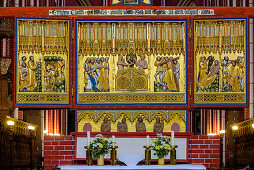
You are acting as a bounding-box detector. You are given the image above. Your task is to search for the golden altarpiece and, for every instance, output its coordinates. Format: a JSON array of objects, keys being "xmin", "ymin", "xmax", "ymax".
[
  {"xmin": 14, "ymin": 16, "xmax": 247, "ymax": 132},
  {"xmin": 15, "ymin": 18, "xmax": 70, "ymax": 105},
  {"xmin": 193, "ymin": 18, "xmax": 247, "ymax": 105},
  {"xmin": 76, "ymin": 20, "xmax": 187, "ymax": 104}
]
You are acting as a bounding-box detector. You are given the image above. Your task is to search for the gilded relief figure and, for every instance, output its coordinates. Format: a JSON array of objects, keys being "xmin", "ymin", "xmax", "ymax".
[
  {"xmin": 19, "ymin": 62, "xmax": 29, "ymax": 91},
  {"xmin": 135, "ymin": 55, "xmax": 148, "ymax": 72},
  {"xmin": 84, "ymin": 56, "xmax": 110, "ymax": 92},
  {"xmin": 98, "ymin": 57, "xmax": 109, "ymax": 91},
  {"xmin": 86, "ymin": 58, "xmax": 100, "ymax": 91},
  {"xmin": 154, "ymin": 56, "xmax": 164, "ymax": 84},
  {"xmin": 153, "ymin": 116, "xmax": 164, "ymax": 132},
  {"xmin": 26, "ymin": 56, "xmax": 37, "ymax": 91},
  {"xmin": 154, "ymin": 56, "xmax": 180, "ymax": 92},
  {"xmin": 105, "ymin": 57, "xmax": 110, "ymax": 83},
  {"xmin": 83, "ymin": 57, "xmax": 90, "ymax": 90},
  {"xmin": 173, "ymin": 60, "xmax": 180, "ymax": 92},
  {"xmin": 136, "ymin": 116, "xmax": 146, "ymax": 132},
  {"xmin": 44, "ymin": 56, "xmax": 65, "ymax": 92},
  {"xmin": 198, "ymin": 56, "xmax": 208, "ymax": 83},
  {"xmin": 101, "ymin": 116, "xmax": 111, "ymax": 132},
  {"xmin": 117, "ymin": 55, "xmax": 129, "ymax": 73},
  {"xmin": 117, "ymin": 116, "xmax": 128, "ymax": 132},
  {"xmin": 221, "ymin": 56, "xmax": 231, "ymax": 91},
  {"xmin": 57, "ymin": 57, "xmax": 65, "ymax": 83},
  {"xmin": 164, "ymin": 57, "xmax": 180, "ymax": 92},
  {"xmin": 236, "ymin": 56, "xmax": 244, "ymax": 91},
  {"xmin": 198, "ymin": 60, "xmax": 220, "ymax": 90},
  {"xmin": 229, "ymin": 61, "xmax": 241, "ymax": 92}
]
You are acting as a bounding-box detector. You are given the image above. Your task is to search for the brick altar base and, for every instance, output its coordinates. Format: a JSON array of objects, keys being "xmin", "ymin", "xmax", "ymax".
[{"xmin": 43, "ymin": 135, "xmax": 220, "ymax": 169}]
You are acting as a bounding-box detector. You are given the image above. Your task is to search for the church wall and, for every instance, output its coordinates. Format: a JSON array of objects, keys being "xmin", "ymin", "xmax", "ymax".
[
  {"xmin": 44, "ymin": 135, "xmax": 74, "ymax": 168},
  {"xmin": 189, "ymin": 135, "xmax": 220, "ymax": 168}
]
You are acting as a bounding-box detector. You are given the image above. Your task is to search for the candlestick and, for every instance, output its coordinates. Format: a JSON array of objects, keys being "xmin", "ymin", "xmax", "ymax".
[
  {"xmin": 112, "ymin": 135, "xmax": 115, "ymax": 147},
  {"xmin": 87, "ymin": 131, "xmax": 90, "ymax": 146},
  {"xmin": 171, "ymin": 131, "xmax": 175, "ymax": 147},
  {"xmin": 146, "ymin": 135, "xmax": 150, "ymax": 146}
]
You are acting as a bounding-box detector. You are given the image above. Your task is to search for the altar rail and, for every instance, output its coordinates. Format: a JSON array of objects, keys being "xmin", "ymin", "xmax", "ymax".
[
  {"xmin": 44, "ymin": 134, "xmax": 220, "ymax": 168},
  {"xmin": 230, "ymin": 118, "xmax": 254, "ymax": 168}
]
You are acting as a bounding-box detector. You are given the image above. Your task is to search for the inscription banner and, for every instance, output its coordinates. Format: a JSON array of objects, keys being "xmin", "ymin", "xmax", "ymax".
[{"xmin": 49, "ymin": 9, "xmax": 215, "ymax": 16}]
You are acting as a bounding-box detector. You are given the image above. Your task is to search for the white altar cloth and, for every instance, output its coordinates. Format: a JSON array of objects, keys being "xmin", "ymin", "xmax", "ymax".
[{"xmin": 59, "ymin": 164, "xmax": 206, "ymax": 170}]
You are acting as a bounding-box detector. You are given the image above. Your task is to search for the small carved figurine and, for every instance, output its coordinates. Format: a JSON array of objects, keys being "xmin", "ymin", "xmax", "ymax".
[
  {"xmin": 101, "ymin": 116, "xmax": 111, "ymax": 132},
  {"xmin": 117, "ymin": 116, "xmax": 128, "ymax": 132},
  {"xmin": 153, "ymin": 116, "xmax": 164, "ymax": 132},
  {"xmin": 136, "ymin": 116, "xmax": 146, "ymax": 132}
]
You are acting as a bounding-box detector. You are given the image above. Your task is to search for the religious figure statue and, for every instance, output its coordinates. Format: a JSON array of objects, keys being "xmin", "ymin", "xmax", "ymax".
[
  {"xmin": 221, "ymin": 56, "xmax": 231, "ymax": 91},
  {"xmin": 101, "ymin": 116, "xmax": 111, "ymax": 132},
  {"xmin": 198, "ymin": 56, "xmax": 208, "ymax": 83},
  {"xmin": 136, "ymin": 116, "xmax": 146, "ymax": 132},
  {"xmin": 87, "ymin": 58, "xmax": 99, "ymax": 91},
  {"xmin": 105, "ymin": 57, "xmax": 110, "ymax": 83},
  {"xmin": 173, "ymin": 60, "xmax": 180, "ymax": 92},
  {"xmin": 207, "ymin": 56, "xmax": 215, "ymax": 74},
  {"xmin": 56, "ymin": 57, "xmax": 65, "ymax": 83},
  {"xmin": 126, "ymin": 49, "xmax": 137, "ymax": 67},
  {"xmin": 154, "ymin": 56, "xmax": 164, "ymax": 84},
  {"xmin": 153, "ymin": 116, "xmax": 164, "ymax": 132},
  {"xmin": 236, "ymin": 56, "xmax": 244, "ymax": 90},
  {"xmin": 98, "ymin": 57, "xmax": 109, "ymax": 91},
  {"xmin": 117, "ymin": 116, "xmax": 128, "ymax": 132},
  {"xmin": 117, "ymin": 55, "xmax": 129, "ymax": 73},
  {"xmin": 83, "ymin": 57, "xmax": 91, "ymax": 90},
  {"xmin": 229, "ymin": 60, "xmax": 240, "ymax": 92},
  {"xmin": 198, "ymin": 60, "xmax": 220, "ymax": 88},
  {"xmin": 26, "ymin": 56, "xmax": 37, "ymax": 91},
  {"xmin": 164, "ymin": 56, "xmax": 180, "ymax": 92},
  {"xmin": 19, "ymin": 61, "xmax": 29, "ymax": 91},
  {"xmin": 135, "ymin": 55, "xmax": 148, "ymax": 72}
]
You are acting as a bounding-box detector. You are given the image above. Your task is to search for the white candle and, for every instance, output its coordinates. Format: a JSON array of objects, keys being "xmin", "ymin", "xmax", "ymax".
[
  {"xmin": 87, "ymin": 131, "xmax": 90, "ymax": 146},
  {"xmin": 171, "ymin": 131, "xmax": 175, "ymax": 147},
  {"xmin": 146, "ymin": 135, "xmax": 150, "ymax": 146},
  {"xmin": 112, "ymin": 135, "xmax": 115, "ymax": 147}
]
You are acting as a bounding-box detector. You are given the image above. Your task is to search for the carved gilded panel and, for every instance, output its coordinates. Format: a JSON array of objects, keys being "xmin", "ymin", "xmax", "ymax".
[
  {"xmin": 77, "ymin": 110, "xmax": 186, "ymax": 132},
  {"xmin": 15, "ymin": 19, "xmax": 70, "ymax": 105},
  {"xmin": 76, "ymin": 20, "xmax": 187, "ymax": 104},
  {"xmin": 193, "ymin": 19, "xmax": 247, "ymax": 104}
]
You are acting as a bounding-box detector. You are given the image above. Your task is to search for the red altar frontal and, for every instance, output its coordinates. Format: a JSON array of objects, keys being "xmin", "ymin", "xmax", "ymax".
[{"xmin": 1, "ymin": 0, "xmax": 253, "ymax": 168}]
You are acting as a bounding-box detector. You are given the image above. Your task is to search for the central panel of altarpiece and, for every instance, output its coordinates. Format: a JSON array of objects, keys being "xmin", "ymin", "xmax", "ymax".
[{"xmin": 76, "ymin": 20, "xmax": 187, "ymax": 104}]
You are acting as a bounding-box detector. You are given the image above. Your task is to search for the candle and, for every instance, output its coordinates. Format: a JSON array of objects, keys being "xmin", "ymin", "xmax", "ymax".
[
  {"xmin": 146, "ymin": 135, "xmax": 150, "ymax": 146},
  {"xmin": 171, "ymin": 131, "xmax": 175, "ymax": 147},
  {"xmin": 112, "ymin": 135, "xmax": 115, "ymax": 147},
  {"xmin": 87, "ymin": 131, "xmax": 90, "ymax": 146}
]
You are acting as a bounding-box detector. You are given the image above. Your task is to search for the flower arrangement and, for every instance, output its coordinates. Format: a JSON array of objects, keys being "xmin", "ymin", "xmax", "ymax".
[
  {"xmin": 89, "ymin": 134, "xmax": 113, "ymax": 159},
  {"xmin": 151, "ymin": 134, "xmax": 172, "ymax": 158}
]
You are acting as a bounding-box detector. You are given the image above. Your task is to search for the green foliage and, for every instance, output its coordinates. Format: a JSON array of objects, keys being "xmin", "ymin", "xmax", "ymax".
[
  {"xmin": 89, "ymin": 134, "xmax": 113, "ymax": 159},
  {"xmin": 151, "ymin": 134, "xmax": 172, "ymax": 158}
]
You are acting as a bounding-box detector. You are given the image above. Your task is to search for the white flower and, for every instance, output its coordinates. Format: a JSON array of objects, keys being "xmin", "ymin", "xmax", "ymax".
[{"xmin": 95, "ymin": 134, "xmax": 103, "ymax": 139}]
